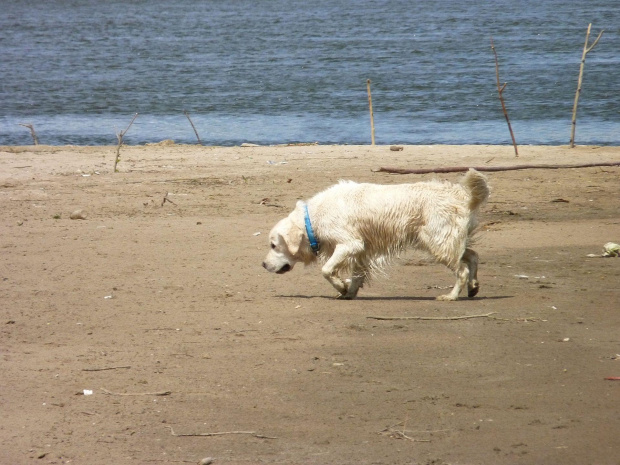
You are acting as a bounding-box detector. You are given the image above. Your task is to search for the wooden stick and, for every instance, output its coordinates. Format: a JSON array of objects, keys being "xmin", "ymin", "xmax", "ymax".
[
  {"xmin": 161, "ymin": 192, "xmax": 177, "ymax": 206},
  {"xmin": 570, "ymin": 24, "xmax": 604, "ymax": 148},
  {"xmin": 82, "ymin": 366, "xmax": 131, "ymax": 372},
  {"xmin": 100, "ymin": 388, "xmax": 171, "ymax": 396},
  {"xmin": 491, "ymin": 37, "xmax": 518, "ymax": 157},
  {"xmin": 367, "ymin": 79, "xmax": 375, "ymax": 146},
  {"xmin": 114, "ymin": 113, "xmax": 139, "ymax": 173},
  {"xmin": 372, "ymin": 160, "xmax": 620, "ymax": 175},
  {"xmin": 367, "ymin": 312, "xmax": 497, "ymax": 321},
  {"xmin": 18, "ymin": 123, "xmax": 39, "ymax": 145},
  {"xmin": 184, "ymin": 110, "xmax": 203, "ymax": 145},
  {"xmin": 166, "ymin": 426, "xmax": 277, "ymax": 439}
]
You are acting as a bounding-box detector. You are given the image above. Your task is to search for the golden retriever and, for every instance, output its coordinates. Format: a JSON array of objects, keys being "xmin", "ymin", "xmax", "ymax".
[{"xmin": 262, "ymin": 169, "xmax": 489, "ymax": 300}]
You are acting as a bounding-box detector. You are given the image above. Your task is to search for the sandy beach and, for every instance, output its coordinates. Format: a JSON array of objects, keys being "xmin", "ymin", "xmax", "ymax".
[{"xmin": 1, "ymin": 143, "xmax": 619, "ymax": 464}]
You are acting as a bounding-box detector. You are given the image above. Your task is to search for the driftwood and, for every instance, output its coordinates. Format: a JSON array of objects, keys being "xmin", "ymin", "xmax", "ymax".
[
  {"xmin": 114, "ymin": 113, "xmax": 138, "ymax": 173},
  {"xmin": 372, "ymin": 161, "xmax": 620, "ymax": 175},
  {"xmin": 570, "ymin": 24, "xmax": 604, "ymax": 148},
  {"xmin": 82, "ymin": 365, "xmax": 131, "ymax": 372},
  {"xmin": 166, "ymin": 426, "xmax": 277, "ymax": 439},
  {"xmin": 366, "ymin": 79, "xmax": 376, "ymax": 146},
  {"xmin": 18, "ymin": 123, "xmax": 39, "ymax": 145},
  {"xmin": 367, "ymin": 312, "xmax": 496, "ymax": 321},
  {"xmin": 184, "ymin": 110, "xmax": 203, "ymax": 145},
  {"xmin": 100, "ymin": 388, "xmax": 171, "ymax": 396},
  {"xmin": 491, "ymin": 37, "xmax": 518, "ymax": 157}
]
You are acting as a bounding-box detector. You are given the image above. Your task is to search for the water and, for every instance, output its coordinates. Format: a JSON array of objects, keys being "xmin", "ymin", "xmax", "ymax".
[{"xmin": 1, "ymin": 0, "xmax": 619, "ymax": 146}]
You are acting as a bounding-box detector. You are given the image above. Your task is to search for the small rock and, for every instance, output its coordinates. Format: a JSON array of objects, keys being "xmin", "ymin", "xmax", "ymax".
[
  {"xmin": 390, "ymin": 145, "xmax": 404, "ymax": 151},
  {"xmin": 70, "ymin": 209, "xmax": 87, "ymax": 220},
  {"xmin": 199, "ymin": 458, "xmax": 214, "ymax": 465}
]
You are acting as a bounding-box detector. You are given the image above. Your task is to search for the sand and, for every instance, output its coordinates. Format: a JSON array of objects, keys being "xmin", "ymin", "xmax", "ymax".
[{"xmin": 1, "ymin": 143, "xmax": 619, "ymax": 464}]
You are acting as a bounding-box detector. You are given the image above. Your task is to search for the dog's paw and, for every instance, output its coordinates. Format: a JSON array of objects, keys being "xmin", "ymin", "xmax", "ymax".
[
  {"xmin": 467, "ymin": 282, "xmax": 479, "ymax": 298},
  {"xmin": 337, "ymin": 288, "xmax": 360, "ymax": 300},
  {"xmin": 467, "ymin": 279, "xmax": 480, "ymax": 298},
  {"xmin": 337, "ymin": 290, "xmax": 357, "ymax": 300},
  {"xmin": 436, "ymin": 294, "xmax": 458, "ymax": 301}
]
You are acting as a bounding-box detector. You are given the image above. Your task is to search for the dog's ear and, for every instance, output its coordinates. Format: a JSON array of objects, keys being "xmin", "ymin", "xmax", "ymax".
[{"xmin": 282, "ymin": 222, "xmax": 304, "ymax": 256}]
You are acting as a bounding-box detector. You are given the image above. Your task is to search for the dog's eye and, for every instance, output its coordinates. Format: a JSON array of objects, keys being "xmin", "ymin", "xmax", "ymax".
[{"xmin": 271, "ymin": 243, "xmax": 276, "ymax": 249}]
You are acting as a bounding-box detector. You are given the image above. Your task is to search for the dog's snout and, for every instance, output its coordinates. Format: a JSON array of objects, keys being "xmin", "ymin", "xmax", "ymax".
[{"xmin": 276, "ymin": 264, "xmax": 291, "ymax": 274}]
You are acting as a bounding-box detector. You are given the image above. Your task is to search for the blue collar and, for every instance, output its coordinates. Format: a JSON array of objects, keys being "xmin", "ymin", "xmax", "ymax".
[{"xmin": 303, "ymin": 203, "xmax": 320, "ymax": 255}]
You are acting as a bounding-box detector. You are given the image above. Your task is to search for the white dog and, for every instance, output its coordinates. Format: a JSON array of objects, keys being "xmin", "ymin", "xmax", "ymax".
[{"xmin": 262, "ymin": 169, "xmax": 489, "ymax": 300}]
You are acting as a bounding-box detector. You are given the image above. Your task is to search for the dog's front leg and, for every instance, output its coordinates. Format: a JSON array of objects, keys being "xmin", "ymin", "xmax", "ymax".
[
  {"xmin": 321, "ymin": 243, "xmax": 362, "ymax": 298},
  {"xmin": 342, "ymin": 272, "xmax": 365, "ymax": 300}
]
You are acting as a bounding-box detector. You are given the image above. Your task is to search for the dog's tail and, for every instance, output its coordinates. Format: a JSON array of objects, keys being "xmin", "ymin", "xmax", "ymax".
[{"xmin": 462, "ymin": 168, "xmax": 489, "ymax": 211}]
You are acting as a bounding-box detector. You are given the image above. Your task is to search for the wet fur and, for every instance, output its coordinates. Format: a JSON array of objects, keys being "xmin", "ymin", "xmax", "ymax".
[{"xmin": 262, "ymin": 169, "xmax": 489, "ymax": 300}]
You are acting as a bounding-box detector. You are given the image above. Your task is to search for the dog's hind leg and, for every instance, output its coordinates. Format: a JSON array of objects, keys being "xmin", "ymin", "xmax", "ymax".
[
  {"xmin": 322, "ymin": 242, "xmax": 363, "ymax": 299},
  {"xmin": 437, "ymin": 260, "xmax": 469, "ymax": 301},
  {"xmin": 462, "ymin": 248, "xmax": 480, "ymax": 297}
]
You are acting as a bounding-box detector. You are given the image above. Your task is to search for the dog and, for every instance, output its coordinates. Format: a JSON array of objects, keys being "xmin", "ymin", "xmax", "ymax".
[{"xmin": 262, "ymin": 168, "xmax": 489, "ymax": 300}]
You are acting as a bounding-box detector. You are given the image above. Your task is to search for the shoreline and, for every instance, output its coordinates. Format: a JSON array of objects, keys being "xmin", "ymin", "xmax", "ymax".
[
  {"xmin": 2, "ymin": 143, "xmax": 619, "ymax": 168},
  {"xmin": 2, "ymin": 144, "xmax": 619, "ymax": 184}
]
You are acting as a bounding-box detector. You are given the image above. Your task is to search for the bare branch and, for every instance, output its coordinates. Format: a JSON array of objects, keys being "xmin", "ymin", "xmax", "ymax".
[
  {"xmin": 81, "ymin": 366, "xmax": 131, "ymax": 372},
  {"xmin": 367, "ymin": 79, "xmax": 375, "ymax": 146},
  {"xmin": 491, "ymin": 37, "xmax": 518, "ymax": 157},
  {"xmin": 100, "ymin": 388, "xmax": 171, "ymax": 396},
  {"xmin": 166, "ymin": 426, "xmax": 277, "ymax": 439},
  {"xmin": 18, "ymin": 123, "xmax": 39, "ymax": 145},
  {"xmin": 372, "ymin": 160, "xmax": 620, "ymax": 175},
  {"xmin": 367, "ymin": 312, "xmax": 497, "ymax": 321},
  {"xmin": 184, "ymin": 110, "xmax": 203, "ymax": 145},
  {"xmin": 571, "ymin": 24, "xmax": 604, "ymax": 148},
  {"xmin": 114, "ymin": 113, "xmax": 139, "ymax": 172},
  {"xmin": 586, "ymin": 29, "xmax": 604, "ymax": 53}
]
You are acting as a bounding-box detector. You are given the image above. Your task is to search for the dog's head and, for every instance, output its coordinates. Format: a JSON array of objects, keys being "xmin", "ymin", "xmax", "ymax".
[{"xmin": 262, "ymin": 206, "xmax": 315, "ymax": 274}]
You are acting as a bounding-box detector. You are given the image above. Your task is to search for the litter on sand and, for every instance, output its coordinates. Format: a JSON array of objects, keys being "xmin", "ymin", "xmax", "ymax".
[{"xmin": 587, "ymin": 242, "xmax": 620, "ymax": 258}]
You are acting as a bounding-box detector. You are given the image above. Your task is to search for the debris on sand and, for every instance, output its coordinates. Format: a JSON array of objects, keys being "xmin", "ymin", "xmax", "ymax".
[{"xmin": 587, "ymin": 242, "xmax": 620, "ymax": 257}]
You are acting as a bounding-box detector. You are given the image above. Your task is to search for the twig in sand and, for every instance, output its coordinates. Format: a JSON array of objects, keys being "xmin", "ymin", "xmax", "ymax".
[
  {"xmin": 161, "ymin": 192, "xmax": 177, "ymax": 206},
  {"xmin": 82, "ymin": 366, "xmax": 131, "ymax": 372},
  {"xmin": 166, "ymin": 426, "xmax": 277, "ymax": 439},
  {"xmin": 114, "ymin": 113, "xmax": 138, "ymax": 173},
  {"xmin": 366, "ymin": 79, "xmax": 375, "ymax": 146},
  {"xmin": 570, "ymin": 24, "xmax": 604, "ymax": 148},
  {"xmin": 367, "ymin": 312, "xmax": 497, "ymax": 321},
  {"xmin": 490, "ymin": 37, "xmax": 518, "ymax": 157},
  {"xmin": 184, "ymin": 110, "xmax": 203, "ymax": 145},
  {"xmin": 18, "ymin": 123, "xmax": 39, "ymax": 145},
  {"xmin": 378, "ymin": 421, "xmax": 433, "ymax": 443},
  {"xmin": 100, "ymin": 388, "xmax": 171, "ymax": 396}
]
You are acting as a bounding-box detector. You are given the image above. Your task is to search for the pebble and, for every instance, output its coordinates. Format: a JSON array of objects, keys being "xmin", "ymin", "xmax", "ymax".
[{"xmin": 70, "ymin": 209, "xmax": 87, "ymax": 220}]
